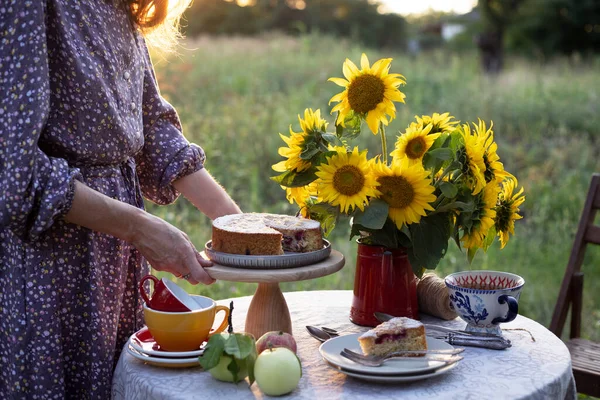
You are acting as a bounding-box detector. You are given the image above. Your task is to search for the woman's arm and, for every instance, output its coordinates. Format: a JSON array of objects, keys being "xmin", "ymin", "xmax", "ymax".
[
  {"xmin": 173, "ymin": 169, "xmax": 241, "ymax": 219},
  {"xmin": 64, "ymin": 181, "xmax": 215, "ymax": 285}
]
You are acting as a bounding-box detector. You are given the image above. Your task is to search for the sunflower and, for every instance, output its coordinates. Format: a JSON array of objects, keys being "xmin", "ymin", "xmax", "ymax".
[
  {"xmin": 328, "ymin": 53, "xmax": 406, "ymax": 135},
  {"xmin": 494, "ymin": 178, "xmax": 525, "ymax": 248},
  {"xmin": 315, "ymin": 146, "xmax": 380, "ymax": 214},
  {"xmin": 272, "ymin": 108, "xmax": 328, "ymax": 173},
  {"xmin": 456, "ymin": 123, "xmax": 487, "ymax": 195},
  {"xmin": 371, "ymin": 158, "xmax": 437, "ymax": 229},
  {"xmin": 284, "ymin": 182, "xmax": 319, "ymax": 218},
  {"xmin": 390, "ymin": 122, "xmax": 441, "ymax": 166},
  {"xmin": 415, "ymin": 112, "xmax": 458, "ymax": 134},
  {"xmin": 461, "ymin": 182, "xmax": 500, "ymax": 249},
  {"xmin": 473, "ymin": 119, "xmax": 510, "ymax": 184}
]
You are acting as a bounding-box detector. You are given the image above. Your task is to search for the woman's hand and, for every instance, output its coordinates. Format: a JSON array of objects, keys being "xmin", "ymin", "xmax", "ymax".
[
  {"xmin": 131, "ymin": 212, "xmax": 215, "ymax": 285},
  {"xmin": 65, "ymin": 181, "xmax": 215, "ymax": 285}
]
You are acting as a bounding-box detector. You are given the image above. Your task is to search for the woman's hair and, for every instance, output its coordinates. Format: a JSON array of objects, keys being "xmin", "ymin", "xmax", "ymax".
[{"xmin": 126, "ymin": 0, "xmax": 192, "ymax": 49}]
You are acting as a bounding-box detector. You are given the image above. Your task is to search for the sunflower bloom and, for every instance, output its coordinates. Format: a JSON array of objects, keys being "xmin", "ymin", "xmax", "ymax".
[
  {"xmin": 495, "ymin": 178, "xmax": 525, "ymax": 248},
  {"xmin": 328, "ymin": 53, "xmax": 406, "ymax": 135},
  {"xmin": 415, "ymin": 112, "xmax": 458, "ymax": 134},
  {"xmin": 316, "ymin": 146, "xmax": 380, "ymax": 214},
  {"xmin": 272, "ymin": 108, "xmax": 328, "ymax": 173},
  {"xmin": 284, "ymin": 182, "xmax": 319, "ymax": 218},
  {"xmin": 371, "ymin": 158, "xmax": 437, "ymax": 229},
  {"xmin": 457, "ymin": 123, "xmax": 487, "ymax": 195},
  {"xmin": 390, "ymin": 123, "xmax": 441, "ymax": 166},
  {"xmin": 462, "ymin": 182, "xmax": 500, "ymax": 249},
  {"xmin": 473, "ymin": 119, "xmax": 510, "ymax": 184}
]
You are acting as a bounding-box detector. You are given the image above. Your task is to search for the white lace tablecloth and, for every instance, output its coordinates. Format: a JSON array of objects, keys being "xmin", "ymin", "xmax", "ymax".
[{"xmin": 112, "ymin": 290, "xmax": 576, "ymax": 400}]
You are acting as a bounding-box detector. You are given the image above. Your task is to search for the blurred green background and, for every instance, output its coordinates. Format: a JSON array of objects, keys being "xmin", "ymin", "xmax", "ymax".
[{"xmin": 147, "ymin": 0, "xmax": 599, "ymax": 345}]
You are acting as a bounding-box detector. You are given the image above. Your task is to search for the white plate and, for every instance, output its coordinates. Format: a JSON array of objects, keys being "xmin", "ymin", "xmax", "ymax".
[
  {"xmin": 325, "ymin": 359, "xmax": 459, "ymax": 383},
  {"xmin": 204, "ymin": 239, "xmax": 331, "ymax": 269},
  {"xmin": 128, "ymin": 327, "xmax": 205, "ymax": 358},
  {"xmin": 319, "ymin": 333, "xmax": 456, "ymax": 376},
  {"xmin": 126, "ymin": 345, "xmax": 201, "ymax": 369}
]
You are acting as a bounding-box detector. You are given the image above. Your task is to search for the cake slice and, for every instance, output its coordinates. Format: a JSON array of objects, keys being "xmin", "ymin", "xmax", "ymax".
[{"xmin": 357, "ymin": 317, "xmax": 427, "ymax": 357}]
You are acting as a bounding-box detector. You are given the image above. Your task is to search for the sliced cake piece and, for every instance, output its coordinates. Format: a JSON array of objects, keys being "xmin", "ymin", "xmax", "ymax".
[{"xmin": 357, "ymin": 317, "xmax": 427, "ymax": 357}]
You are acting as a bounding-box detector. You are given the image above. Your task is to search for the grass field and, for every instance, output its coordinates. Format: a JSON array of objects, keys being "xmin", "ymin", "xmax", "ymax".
[{"xmin": 147, "ymin": 33, "xmax": 599, "ymax": 342}]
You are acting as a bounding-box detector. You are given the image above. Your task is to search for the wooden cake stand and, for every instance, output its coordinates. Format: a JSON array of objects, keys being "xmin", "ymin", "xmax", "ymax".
[{"xmin": 204, "ymin": 250, "xmax": 345, "ymax": 339}]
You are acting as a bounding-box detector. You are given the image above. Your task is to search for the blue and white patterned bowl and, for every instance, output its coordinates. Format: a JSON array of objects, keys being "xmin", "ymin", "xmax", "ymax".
[{"xmin": 445, "ymin": 271, "xmax": 525, "ymax": 336}]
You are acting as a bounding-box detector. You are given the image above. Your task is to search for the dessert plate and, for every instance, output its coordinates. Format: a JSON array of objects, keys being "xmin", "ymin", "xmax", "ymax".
[
  {"xmin": 204, "ymin": 239, "xmax": 331, "ymax": 269},
  {"xmin": 319, "ymin": 333, "xmax": 457, "ymax": 376},
  {"xmin": 126, "ymin": 345, "xmax": 201, "ymax": 369},
  {"xmin": 128, "ymin": 326, "xmax": 205, "ymax": 358},
  {"xmin": 324, "ymin": 359, "xmax": 459, "ymax": 383}
]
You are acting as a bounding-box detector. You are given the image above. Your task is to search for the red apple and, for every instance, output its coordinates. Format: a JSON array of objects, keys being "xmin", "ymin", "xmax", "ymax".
[{"xmin": 256, "ymin": 331, "xmax": 297, "ymax": 355}]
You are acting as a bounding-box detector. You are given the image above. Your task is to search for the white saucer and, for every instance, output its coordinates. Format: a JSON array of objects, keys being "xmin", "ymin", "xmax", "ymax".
[
  {"xmin": 126, "ymin": 345, "xmax": 201, "ymax": 369},
  {"xmin": 319, "ymin": 333, "xmax": 457, "ymax": 376},
  {"xmin": 128, "ymin": 327, "xmax": 205, "ymax": 358}
]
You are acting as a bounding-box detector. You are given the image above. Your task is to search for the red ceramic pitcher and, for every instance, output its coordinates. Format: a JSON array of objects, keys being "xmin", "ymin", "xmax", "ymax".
[{"xmin": 350, "ymin": 242, "xmax": 419, "ymax": 326}]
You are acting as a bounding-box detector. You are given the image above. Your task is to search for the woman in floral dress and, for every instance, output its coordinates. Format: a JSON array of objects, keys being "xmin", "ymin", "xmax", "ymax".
[{"xmin": 0, "ymin": 1, "xmax": 241, "ymax": 398}]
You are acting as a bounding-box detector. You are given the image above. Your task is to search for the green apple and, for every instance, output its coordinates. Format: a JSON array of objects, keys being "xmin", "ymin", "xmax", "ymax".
[
  {"xmin": 208, "ymin": 355, "xmax": 248, "ymax": 383},
  {"xmin": 254, "ymin": 347, "xmax": 302, "ymax": 396}
]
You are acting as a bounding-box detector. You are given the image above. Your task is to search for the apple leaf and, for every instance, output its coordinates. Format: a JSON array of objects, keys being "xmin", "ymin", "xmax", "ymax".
[
  {"xmin": 227, "ymin": 357, "xmax": 241, "ymax": 383},
  {"xmin": 198, "ymin": 334, "xmax": 225, "ymax": 371},
  {"xmin": 245, "ymin": 351, "xmax": 257, "ymax": 385},
  {"xmin": 199, "ymin": 332, "xmax": 257, "ymax": 385},
  {"xmin": 224, "ymin": 333, "xmax": 256, "ymax": 360}
]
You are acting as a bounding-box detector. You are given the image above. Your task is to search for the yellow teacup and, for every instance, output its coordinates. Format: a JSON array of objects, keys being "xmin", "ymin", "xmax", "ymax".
[{"xmin": 143, "ymin": 295, "xmax": 230, "ymax": 352}]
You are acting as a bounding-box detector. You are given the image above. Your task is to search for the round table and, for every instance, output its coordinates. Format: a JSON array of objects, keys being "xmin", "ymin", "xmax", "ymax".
[{"xmin": 112, "ymin": 290, "xmax": 576, "ymax": 400}]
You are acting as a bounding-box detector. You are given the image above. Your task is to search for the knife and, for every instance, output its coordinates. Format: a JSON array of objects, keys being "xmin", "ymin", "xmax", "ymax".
[{"xmin": 373, "ymin": 312, "xmax": 510, "ymax": 341}]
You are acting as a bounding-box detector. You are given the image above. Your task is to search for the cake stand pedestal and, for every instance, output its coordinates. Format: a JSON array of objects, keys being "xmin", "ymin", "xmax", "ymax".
[{"xmin": 204, "ymin": 250, "xmax": 345, "ymax": 339}]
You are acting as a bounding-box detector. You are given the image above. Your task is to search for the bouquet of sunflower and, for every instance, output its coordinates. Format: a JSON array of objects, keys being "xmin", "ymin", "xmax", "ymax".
[{"xmin": 271, "ymin": 54, "xmax": 525, "ymax": 276}]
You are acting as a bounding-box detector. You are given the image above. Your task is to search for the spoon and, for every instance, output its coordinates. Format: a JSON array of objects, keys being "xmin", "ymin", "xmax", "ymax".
[{"xmin": 306, "ymin": 326, "xmax": 332, "ymax": 342}]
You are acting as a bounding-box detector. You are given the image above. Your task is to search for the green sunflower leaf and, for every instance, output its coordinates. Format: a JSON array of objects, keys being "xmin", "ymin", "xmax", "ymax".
[
  {"xmin": 313, "ymin": 150, "xmax": 338, "ymax": 166},
  {"xmin": 335, "ymin": 111, "xmax": 362, "ymax": 140},
  {"xmin": 482, "ymin": 226, "xmax": 497, "ymax": 252},
  {"xmin": 409, "ymin": 213, "xmax": 451, "ymax": 270},
  {"xmin": 467, "ymin": 246, "xmax": 478, "ymax": 263},
  {"xmin": 270, "ymin": 169, "xmax": 317, "ymax": 188},
  {"xmin": 321, "ymin": 132, "xmax": 343, "ymax": 147},
  {"xmin": 300, "ymin": 143, "xmax": 319, "ymax": 160},
  {"xmin": 434, "ymin": 201, "xmax": 475, "ymax": 214},
  {"xmin": 307, "ymin": 203, "xmax": 339, "ymax": 237},
  {"xmin": 406, "ymin": 247, "xmax": 425, "ymax": 277},
  {"xmin": 353, "ymin": 199, "xmax": 389, "ymax": 230},
  {"xmin": 439, "ymin": 182, "xmax": 458, "ymax": 198},
  {"xmin": 427, "ymin": 148, "xmax": 453, "ymax": 161}
]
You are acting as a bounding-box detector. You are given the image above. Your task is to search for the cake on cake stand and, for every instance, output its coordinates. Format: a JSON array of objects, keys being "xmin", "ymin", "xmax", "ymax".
[{"xmin": 203, "ymin": 249, "xmax": 345, "ymax": 339}]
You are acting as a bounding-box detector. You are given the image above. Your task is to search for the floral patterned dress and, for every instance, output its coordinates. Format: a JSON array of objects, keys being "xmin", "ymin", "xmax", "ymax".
[{"xmin": 0, "ymin": 1, "xmax": 205, "ymax": 398}]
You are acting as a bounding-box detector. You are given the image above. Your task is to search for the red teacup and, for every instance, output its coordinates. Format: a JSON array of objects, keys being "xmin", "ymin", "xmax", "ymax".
[{"xmin": 139, "ymin": 275, "xmax": 200, "ymax": 312}]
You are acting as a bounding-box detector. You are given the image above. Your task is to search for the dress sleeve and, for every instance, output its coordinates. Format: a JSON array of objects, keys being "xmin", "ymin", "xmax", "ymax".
[
  {"xmin": 135, "ymin": 42, "xmax": 206, "ymax": 205},
  {"xmin": 0, "ymin": 1, "xmax": 82, "ymax": 241}
]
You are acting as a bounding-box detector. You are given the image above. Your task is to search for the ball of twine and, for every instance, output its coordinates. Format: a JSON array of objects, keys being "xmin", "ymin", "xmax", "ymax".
[{"xmin": 417, "ymin": 273, "xmax": 457, "ymax": 320}]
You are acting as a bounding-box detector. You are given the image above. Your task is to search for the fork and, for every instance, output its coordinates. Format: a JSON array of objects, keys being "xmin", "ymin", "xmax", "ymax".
[
  {"xmin": 343, "ymin": 347, "xmax": 464, "ymax": 358},
  {"xmin": 340, "ymin": 349, "xmax": 464, "ymax": 367}
]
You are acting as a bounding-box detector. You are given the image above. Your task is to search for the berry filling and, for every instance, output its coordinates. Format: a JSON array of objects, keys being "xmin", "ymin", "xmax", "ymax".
[{"xmin": 374, "ymin": 332, "xmax": 407, "ymax": 344}]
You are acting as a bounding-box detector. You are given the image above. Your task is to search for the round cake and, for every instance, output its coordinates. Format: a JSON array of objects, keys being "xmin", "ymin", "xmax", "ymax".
[{"xmin": 212, "ymin": 213, "xmax": 323, "ymax": 255}]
